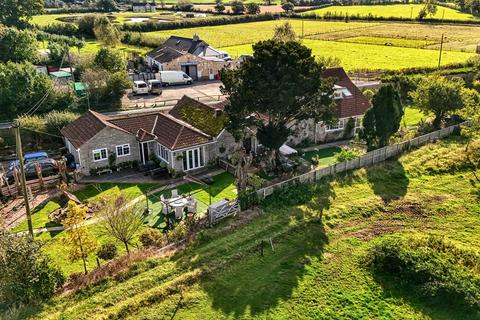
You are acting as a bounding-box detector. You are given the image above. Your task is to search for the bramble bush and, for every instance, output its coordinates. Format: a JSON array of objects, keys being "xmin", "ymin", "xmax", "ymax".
[
  {"xmin": 365, "ymin": 235, "xmax": 480, "ymax": 312},
  {"xmin": 97, "ymin": 243, "xmax": 118, "ymax": 261},
  {"xmin": 335, "ymin": 148, "xmax": 361, "ymax": 162}
]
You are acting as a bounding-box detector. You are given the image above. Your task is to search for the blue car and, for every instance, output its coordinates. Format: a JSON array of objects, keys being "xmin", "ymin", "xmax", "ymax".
[{"xmin": 9, "ymin": 151, "xmax": 48, "ymax": 169}]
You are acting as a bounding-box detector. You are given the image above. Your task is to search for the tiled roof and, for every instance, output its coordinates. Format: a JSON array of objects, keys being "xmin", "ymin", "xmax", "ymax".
[
  {"xmin": 163, "ymin": 36, "xmax": 208, "ymax": 54},
  {"xmin": 60, "ymin": 110, "xmax": 129, "ymax": 149},
  {"xmin": 323, "ymin": 67, "xmax": 371, "ymax": 118},
  {"xmin": 146, "ymin": 46, "xmax": 184, "ymax": 63},
  {"xmin": 61, "ymin": 109, "xmax": 212, "ymax": 151}
]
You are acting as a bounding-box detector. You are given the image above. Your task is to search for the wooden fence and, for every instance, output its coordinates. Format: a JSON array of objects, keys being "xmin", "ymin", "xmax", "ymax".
[
  {"xmin": 1, "ymin": 175, "xmax": 62, "ymax": 198},
  {"xmin": 218, "ymin": 159, "xmax": 236, "ymax": 175},
  {"xmin": 255, "ymin": 123, "xmax": 464, "ymax": 200}
]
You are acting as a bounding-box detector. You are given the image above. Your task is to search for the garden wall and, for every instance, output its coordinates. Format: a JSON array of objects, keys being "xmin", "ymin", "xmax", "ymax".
[{"xmin": 255, "ymin": 122, "xmax": 465, "ymax": 200}]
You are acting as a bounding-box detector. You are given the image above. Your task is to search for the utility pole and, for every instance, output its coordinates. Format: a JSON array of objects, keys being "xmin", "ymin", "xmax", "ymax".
[
  {"xmin": 13, "ymin": 124, "xmax": 34, "ymax": 238},
  {"xmin": 438, "ymin": 33, "xmax": 444, "ymax": 68},
  {"xmin": 410, "ymin": 7, "xmax": 413, "ymax": 19},
  {"xmin": 301, "ymin": 19, "xmax": 304, "ymax": 39},
  {"xmin": 65, "ymin": 45, "xmax": 74, "ymax": 82}
]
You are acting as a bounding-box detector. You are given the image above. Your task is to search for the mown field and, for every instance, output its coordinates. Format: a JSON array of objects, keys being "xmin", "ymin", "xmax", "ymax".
[
  {"xmin": 303, "ymin": 4, "xmax": 479, "ymax": 21},
  {"xmin": 221, "ymin": 39, "xmax": 475, "ymax": 70},
  {"xmin": 140, "ymin": 19, "xmax": 478, "ymax": 70},
  {"xmin": 12, "ymin": 133, "xmax": 480, "ymax": 319}
]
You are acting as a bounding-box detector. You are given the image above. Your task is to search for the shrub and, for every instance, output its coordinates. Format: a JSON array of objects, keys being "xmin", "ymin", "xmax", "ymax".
[
  {"xmin": 139, "ymin": 229, "xmax": 164, "ymax": 247},
  {"xmin": 335, "ymin": 148, "xmax": 361, "ymax": 162},
  {"xmin": 97, "ymin": 243, "xmax": 118, "ymax": 261},
  {"xmin": 166, "ymin": 222, "xmax": 188, "ymax": 243},
  {"xmin": 365, "ymin": 235, "xmax": 480, "ymax": 311},
  {"xmin": 0, "ymin": 230, "xmax": 65, "ymax": 309},
  {"xmin": 44, "ymin": 110, "xmax": 80, "ymax": 135}
]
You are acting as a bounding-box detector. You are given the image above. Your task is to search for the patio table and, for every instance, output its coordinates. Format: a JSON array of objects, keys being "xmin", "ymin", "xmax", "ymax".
[{"xmin": 167, "ymin": 196, "xmax": 188, "ymax": 218}]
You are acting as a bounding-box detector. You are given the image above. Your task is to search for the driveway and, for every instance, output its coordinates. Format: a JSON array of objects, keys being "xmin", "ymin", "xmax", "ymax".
[{"xmin": 122, "ymin": 80, "xmax": 224, "ymax": 109}]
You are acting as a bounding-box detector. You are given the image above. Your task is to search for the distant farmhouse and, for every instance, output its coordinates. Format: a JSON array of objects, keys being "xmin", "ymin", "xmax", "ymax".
[
  {"xmin": 61, "ymin": 68, "xmax": 370, "ymax": 176},
  {"xmin": 132, "ymin": 2, "xmax": 156, "ymax": 12},
  {"xmin": 146, "ymin": 35, "xmax": 232, "ymax": 81}
]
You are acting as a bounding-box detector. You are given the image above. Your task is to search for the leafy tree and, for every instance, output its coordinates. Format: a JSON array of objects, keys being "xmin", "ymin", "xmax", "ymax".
[
  {"xmin": 80, "ymin": 68, "xmax": 130, "ymax": 110},
  {"xmin": 100, "ymin": 194, "xmax": 144, "ymax": 254},
  {"xmin": 63, "ymin": 201, "xmax": 97, "ymax": 274},
  {"xmin": 93, "ymin": 16, "xmax": 121, "ymax": 47},
  {"xmin": 246, "ymin": 2, "xmax": 261, "ymax": 14},
  {"xmin": 47, "ymin": 41, "xmax": 68, "ymax": 65},
  {"xmin": 272, "ymin": 22, "xmax": 296, "ymax": 42},
  {"xmin": 0, "ymin": 62, "xmax": 52, "ymax": 120},
  {"xmin": 0, "ymin": 230, "xmax": 64, "ymax": 308},
  {"xmin": 176, "ymin": 0, "xmax": 194, "ymax": 11},
  {"xmin": 231, "ymin": 0, "xmax": 245, "ymax": 14},
  {"xmin": 96, "ymin": 0, "xmax": 118, "ymax": 11},
  {"xmin": 418, "ymin": 0, "xmax": 437, "ymax": 19},
  {"xmin": 77, "ymin": 14, "xmax": 99, "ymax": 38},
  {"xmin": 221, "ymin": 40, "xmax": 335, "ymax": 169},
  {"xmin": 16, "ymin": 114, "xmax": 46, "ymax": 148},
  {"xmin": 0, "ymin": 0, "xmax": 44, "ymax": 27},
  {"xmin": 44, "ymin": 110, "xmax": 80, "ymax": 135},
  {"xmin": 360, "ymin": 85, "xmax": 403, "ymax": 150},
  {"xmin": 94, "ymin": 47, "xmax": 126, "ymax": 72},
  {"xmin": 0, "ymin": 26, "xmax": 38, "ymax": 63},
  {"xmin": 214, "ymin": 0, "xmax": 226, "ymax": 13},
  {"xmin": 316, "ymin": 55, "xmax": 341, "ymax": 68},
  {"xmin": 410, "ymin": 75, "xmax": 464, "ymax": 128},
  {"xmin": 281, "ymin": 1, "xmax": 295, "ymax": 13}
]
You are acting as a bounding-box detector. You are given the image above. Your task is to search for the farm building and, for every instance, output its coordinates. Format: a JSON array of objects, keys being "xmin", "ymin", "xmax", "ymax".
[
  {"xmin": 132, "ymin": 2, "xmax": 156, "ymax": 12},
  {"xmin": 146, "ymin": 35, "xmax": 232, "ymax": 81}
]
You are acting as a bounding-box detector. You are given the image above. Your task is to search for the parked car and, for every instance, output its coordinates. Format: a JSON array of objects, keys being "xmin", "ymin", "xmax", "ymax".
[
  {"xmin": 3, "ymin": 158, "xmax": 59, "ymax": 185},
  {"xmin": 132, "ymin": 81, "xmax": 149, "ymax": 95},
  {"xmin": 8, "ymin": 151, "xmax": 48, "ymax": 169},
  {"xmin": 158, "ymin": 71, "xmax": 193, "ymax": 86},
  {"xmin": 147, "ymin": 80, "xmax": 163, "ymax": 95}
]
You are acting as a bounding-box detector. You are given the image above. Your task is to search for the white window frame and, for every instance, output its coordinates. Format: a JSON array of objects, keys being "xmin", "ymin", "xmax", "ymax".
[
  {"xmin": 92, "ymin": 148, "xmax": 108, "ymax": 162},
  {"xmin": 182, "ymin": 147, "xmax": 205, "ymax": 171},
  {"xmin": 116, "ymin": 144, "xmax": 130, "ymax": 157},
  {"xmin": 326, "ymin": 119, "xmax": 346, "ymax": 132},
  {"xmin": 158, "ymin": 144, "xmax": 170, "ymax": 163}
]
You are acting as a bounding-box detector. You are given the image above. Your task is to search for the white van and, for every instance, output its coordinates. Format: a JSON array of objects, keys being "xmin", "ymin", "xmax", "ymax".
[
  {"xmin": 159, "ymin": 71, "xmax": 193, "ymax": 86},
  {"xmin": 132, "ymin": 81, "xmax": 149, "ymax": 95}
]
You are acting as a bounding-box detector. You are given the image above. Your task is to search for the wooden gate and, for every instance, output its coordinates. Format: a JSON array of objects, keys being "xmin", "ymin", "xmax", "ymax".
[{"xmin": 208, "ymin": 199, "xmax": 240, "ymax": 225}]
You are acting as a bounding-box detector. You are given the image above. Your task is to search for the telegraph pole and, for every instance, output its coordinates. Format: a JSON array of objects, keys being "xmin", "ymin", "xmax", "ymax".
[
  {"xmin": 438, "ymin": 33, "xmax": 444, "ymax": 68},
  {"xmin": 13, "ymin": 124, "xmax": 34, "ymax": 238}
]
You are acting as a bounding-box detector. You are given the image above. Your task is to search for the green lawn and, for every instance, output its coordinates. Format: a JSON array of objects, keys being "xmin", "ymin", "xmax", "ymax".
[
  {"xmin": 337, "ymin": 35, "xmax": 438, "ymax": 48},
  {"xmin": 302, "ymin": 146, "xmax": 342, "ymax": 167},
  {"xmin": 402, "ymin": 107, "xmax": 430, "ymax": 128},
  {"xmin": 15, "ymin": 135, "xmax": 480, "ymax": 319},
  {"xmin": 73, "ymin": 182, "xmax": 156, "ymax": 203},
  {"xmin": 12, "ymin": 201, "xmax": 61, "ymax": 232},
  {"xmin": 221, "ymin": 39, "xmax": 475, "ymax": 71},
  {"xmin": 303, "ymin": 4, "xmax": 479, "ymax": 21}
]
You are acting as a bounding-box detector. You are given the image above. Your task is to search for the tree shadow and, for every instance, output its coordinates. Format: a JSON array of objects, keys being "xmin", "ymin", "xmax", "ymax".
[
  {"xmin": 372, "ymin": 273, "xmax": 479, "ymax": 320},
  {"xmin": 366, "ymin": 159, "xmax": 409, "ymax": 204},
  {"xmin": 171, "ymin": 179, "xmax": 334, "ymax": 317}
]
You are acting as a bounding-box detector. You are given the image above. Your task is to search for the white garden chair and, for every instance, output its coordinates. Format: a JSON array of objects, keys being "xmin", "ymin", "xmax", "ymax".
[{"xmin": 171, "ymin": 189, "xmax": 178, "ymax": 198}]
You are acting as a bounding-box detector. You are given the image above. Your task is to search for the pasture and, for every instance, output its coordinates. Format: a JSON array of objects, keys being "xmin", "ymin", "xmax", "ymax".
[
  {"xmin": 13, "ymin": 136, "xmax": 480, "ymax": 320},
  {"xmin": 303, "ymin": 4, "xmax": 479, "ymax": 21}
]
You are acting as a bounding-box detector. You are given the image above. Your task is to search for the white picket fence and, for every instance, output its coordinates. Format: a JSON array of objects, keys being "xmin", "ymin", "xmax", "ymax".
[
  {"xmin": 208, "ymin": 199, "xmax": 240, "ymax": 225},
  {"xmin": 255, "ymin": 122, "xmax": 465, "ymax": 200}
]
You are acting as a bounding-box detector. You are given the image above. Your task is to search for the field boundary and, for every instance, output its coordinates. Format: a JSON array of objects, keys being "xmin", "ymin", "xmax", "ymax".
[{"xmin": 256, "ymin": 122, "xmax": 466, "ymax": 200}]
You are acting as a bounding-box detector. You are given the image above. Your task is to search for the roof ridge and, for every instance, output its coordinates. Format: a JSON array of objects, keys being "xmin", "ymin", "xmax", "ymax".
[
  {"xmin": 160, "ymin": 112, "xmax": 211, "ymax": 138},
  {"xmin": 151, "ymin": 115, "xmax": 159, "ymax": 133},
  {"xmin": 172, "ymin": 126, "xmax": 184, "ymax": 150}
]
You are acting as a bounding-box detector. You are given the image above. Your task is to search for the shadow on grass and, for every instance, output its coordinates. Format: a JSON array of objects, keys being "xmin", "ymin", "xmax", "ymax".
[
  {"xmin": 366, "ymin": 159, "xmax": 409, "ymax": 204},
  {"xmin": 175, "ymin": 179, "xmax": 334, "ymax": 318},
  {"xmin": 373, "ymin": 273, "xmax": 478, "ymax": 320}
]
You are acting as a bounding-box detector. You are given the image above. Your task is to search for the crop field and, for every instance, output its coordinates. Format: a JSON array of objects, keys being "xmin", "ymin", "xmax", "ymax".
[
  {"xmin": 145, "ymin": 19, "xmax": 379, "ymax": 48},
  {"xmin": 141, "ymin": 19, "xmax": 479, "ymax": 70},
  {"xmin": 221, "ymin": 39, "xmax": 475, "ymax": 71},
  {"xmin": 14, "ymin": 136, "xmax": 480, "ymax": 320},
  {"xmin": 303, "ymin": 4, "xmax": 479, "ymax": 21}
]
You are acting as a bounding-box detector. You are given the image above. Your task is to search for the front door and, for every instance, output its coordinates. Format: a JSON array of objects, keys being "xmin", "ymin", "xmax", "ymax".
[{"xmin": 142, "ymin": 143, "xmax": 149, "ymax": 164}]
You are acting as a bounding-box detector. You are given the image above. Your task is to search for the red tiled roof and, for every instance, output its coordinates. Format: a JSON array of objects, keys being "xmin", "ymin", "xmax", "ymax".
[
  {"xmin": 61, "ymin": 108, "xmax": 212, "ymax": 150},
  {"xmin": 323, "ymin": 67, "xmax": 371, "ymax": 118}
]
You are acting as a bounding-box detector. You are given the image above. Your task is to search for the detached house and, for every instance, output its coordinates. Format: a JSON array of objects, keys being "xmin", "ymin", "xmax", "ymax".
[
  {"xmin": 132, "ymin": 2, "xmax": 156, "ymax": 12},
  {"xmin": 61, "ymin": 67, "xmax": 369, "ymax": 176},
  {"xmin": 146, "ymin": 35, "xmax": 231, "ymax": 81}
]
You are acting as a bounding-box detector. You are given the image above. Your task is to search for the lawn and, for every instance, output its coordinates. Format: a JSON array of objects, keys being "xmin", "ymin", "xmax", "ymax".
[
  {"xmin": 303, "ymin": 4, "xmax": 479, "ymax": 21},
  {"xmin": 302, "ymin": 146, "xmax": 342, "ymax": 167},
  {"xmin": 221, "ymin": 39, "xmax": 475, "ymax": 71},
  {"xmin": 12, "ymin": 201, "xmax": 61, "ymax": 232},
  {"xmin": 402, "ymin": 107, "xmax": 430, "ymax": 128},
  {"xmin": 337, "ymin": 35, "xmax": 438, "ymax": 48},
  {"xmin": 15, "ymin": 135, "xmax": 480, "ymax": 319}
]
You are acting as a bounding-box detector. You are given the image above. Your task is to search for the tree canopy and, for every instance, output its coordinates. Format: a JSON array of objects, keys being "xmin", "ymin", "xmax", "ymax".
[
  {"xmin": 0, "ymin": 26, "xmax": 38, "ymax": 63},
  {"xmin": 272, "ymin": 22, "xmax": 296, "ymax": 42},
  {"xmin": 410, "ymin": 75, "xmax": 465, "ymax": 128},
  {"xmin": 94, "ymin": 47, "xmax": 126, "ymax": 73},
  {"xmin": 0, "ymin": 0, "xmax": 44, "ymax": 27},
  {"xmin": 361, "ymin": 84, "xmax": 403, "ymax": 150},
  {"xmin": 221, "ymin": 40, "xmax": 334, "ymax": 167},
  {"xmin": 93, "ymin": 16, "xmax": 121, "ymax": 47}
]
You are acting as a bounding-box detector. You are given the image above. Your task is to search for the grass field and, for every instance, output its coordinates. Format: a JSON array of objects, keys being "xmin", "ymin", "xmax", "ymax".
[
  {"xmin": 13, "ymin": 135, "xmax": 480, "ymax": 319},
  {"xmin": 337, "ymin": 35, "xmax": 438, "ymax": 48},
  {"xmin": 303, "ymin": 4, "xmax": 479, "ymax": 21},
  {"xmin": 221, "ymin": 39, "xmax": 475, "ymax": 71}
]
